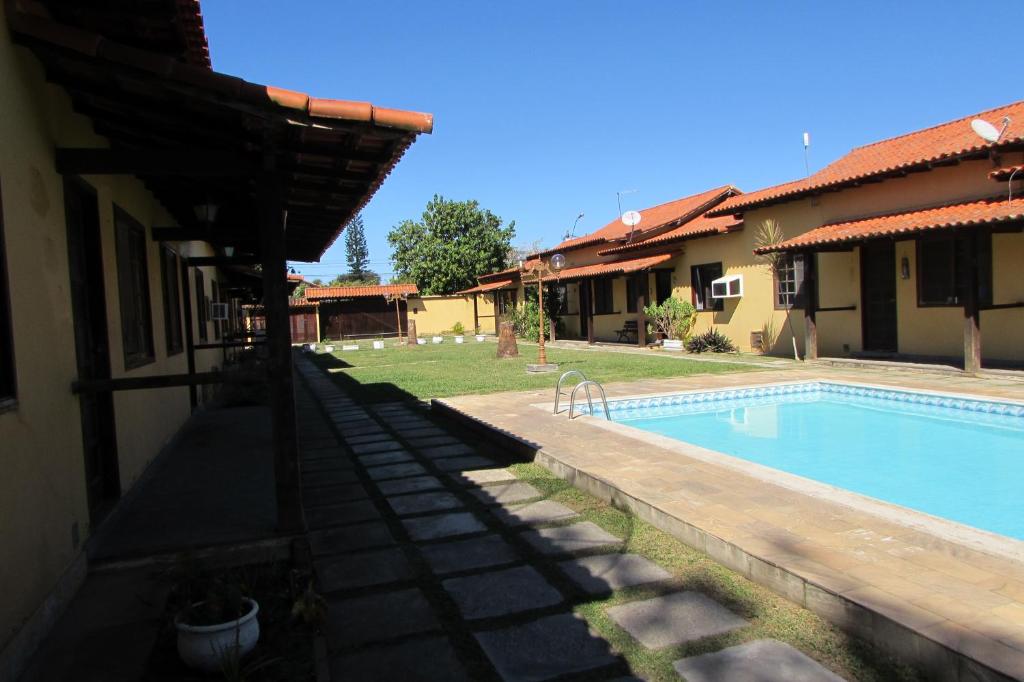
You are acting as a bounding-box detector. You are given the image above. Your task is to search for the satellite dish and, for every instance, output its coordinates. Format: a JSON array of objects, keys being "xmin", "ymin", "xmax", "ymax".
[
  {"xmin": 621, "ymin": 210, "xmax": 642, "ymax": 227},
  {"xmin": 971, "ymin": 118, "xmax": 1002, "ymax": 144}
]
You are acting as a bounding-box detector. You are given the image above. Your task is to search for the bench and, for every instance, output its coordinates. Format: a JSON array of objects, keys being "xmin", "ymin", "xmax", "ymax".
[{"xmin": 615, "ymin": 319, "xmax": 638, "ymax": 343}]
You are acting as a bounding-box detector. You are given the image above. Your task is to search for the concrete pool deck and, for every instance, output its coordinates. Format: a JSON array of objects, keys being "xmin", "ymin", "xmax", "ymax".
[{"xmin": 435, "ymin": 366, "xmax": 1024, "ymax": 681}]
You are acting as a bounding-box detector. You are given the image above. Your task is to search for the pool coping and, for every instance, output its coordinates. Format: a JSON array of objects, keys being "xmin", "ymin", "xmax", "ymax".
[
  {"xmin": 535, "ymin": 378, "xmax": 1024, "ymax": 565},
  {"xmin": 433, "ymin": 369, "xmax": 1024, "ymax": 682}
]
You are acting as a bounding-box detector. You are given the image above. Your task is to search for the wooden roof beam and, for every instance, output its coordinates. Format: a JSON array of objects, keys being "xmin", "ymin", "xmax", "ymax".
[{"xmin": 55, "ymin": 148, "xmax": 258, "ymax": 176}]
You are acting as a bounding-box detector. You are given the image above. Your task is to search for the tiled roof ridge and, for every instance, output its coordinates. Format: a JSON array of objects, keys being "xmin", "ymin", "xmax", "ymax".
[
  {"xmin": 304, "ymin": 284, "xmax": 419, "ymax": 299},
  {"xmin": 630, "ymin": 183, "xmax": 739, "ymax": 218},
  {"xmin": 851, "ymin": 99, "xmax": 1023, "ymax": 152}
]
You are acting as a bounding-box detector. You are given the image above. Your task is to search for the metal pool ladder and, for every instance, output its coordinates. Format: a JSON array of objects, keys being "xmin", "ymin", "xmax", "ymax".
[{"xmin": 553, "ymin": 371, "xmax": 611, "ymax": 421}]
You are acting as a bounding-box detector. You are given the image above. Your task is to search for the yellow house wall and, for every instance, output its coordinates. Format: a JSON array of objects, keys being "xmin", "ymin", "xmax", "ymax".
[
  {"xmin": 0, "ymin": 25, "xmax": 225, "ymax": 668},
  {"xmin": 407, "ymin": 295, "xmax": 477, "ymax": 335}
]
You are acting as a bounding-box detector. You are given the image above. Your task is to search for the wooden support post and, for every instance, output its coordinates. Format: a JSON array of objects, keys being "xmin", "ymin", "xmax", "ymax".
[
  {"xmin": 963, "ymin": 235, "xmax": 982, "ymax": 373},
  {"xmin": 180, "ymin": 257, "xmax": 197, "ymax": 408},
  {"xmin": 802, "ymin": 251, "xmax": 818, "ymax": 361},
  {"xmin": 258, "ymin": 170, "xmax": 303, "ymax": 533},
  {"xmin": 473, "ymin": 294, "xmax": 479, "ymax": 334},
  {"xmin": 635, "ymin": 272, "xmax": 646, "ymax": 348},
  {"xmin": 586, "ymin": 280, "xmax": 595, "ymax": 345}
]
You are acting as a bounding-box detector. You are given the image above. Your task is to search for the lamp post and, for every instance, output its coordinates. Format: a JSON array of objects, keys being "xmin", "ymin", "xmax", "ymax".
[{"xmin": 519, "ymin": 253, "xmax": 565, "ymax": 371}]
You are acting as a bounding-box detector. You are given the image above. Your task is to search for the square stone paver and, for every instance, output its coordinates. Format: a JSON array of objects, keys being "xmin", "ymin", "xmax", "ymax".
[
  {"xmin": 366, "ymin": 462, "xmax": 428, "ymax": 481},
  {"xmin": 358, "ymin": 450, "xmax": 415, "ymax": 466},
  {"xmin": 435, "ymin": 455, "xmax": 499, "ymax": 472},
  {"xmin": 387, "ymin": 491, "xmax": 464, "ymax": 516},
  {"xmin": 397, "ymin": 427, "xmax": 447, "ymax": 438},
  {"xmin": 376, "ymin": 475, "xmax": 445, "ymax": 496},
  {"xmin": 443, "ymin": 565, "xmax": 563, "ymax": 620},
  {"xmin": 606, "ymin": 591, "xmax": 747, "ymax": 648},
  {"xmin": 492, "ymin": 500, "xmax": 578, "ymax": 527},
  {"xmin": 329, "ymin": 635, "xmax": 470, "ymax": 682},
  {"xmin": 303, "ymin": 483, "xmax": 369, "ymax": 508},
  {"xmin": 417, "ymin": 443, "xmax": 477, "ymax": 460},
  {"xmin": 302, "ymin": 456, "xmax": 354, "ymax": 473},
  {"xmin": 309, "ymin": 520, "xmax": 395, "ymax": 556},
  {"xmin": 557, "ymin": 554, "xmax": 673, "ymax": 596},
  {"xmin": 449, "ymin": 468, "xmax": 517, "ymax": 487},
  {"xmin": 469, "ymin": 481, "xmax": 541, "ymax": 506},
  {"xmin": 520, "ymin": 522, "xmax": 622, "ymax": 556},
  {"xmin": 474, "ymin": 613, "xmax": 617, "ymax": 682},
  {"xmin": 403, "ymin": 512, "xmax": 487, "ymax": 541},
  {"xmin": 302, "ymin": 468, "xmax": 359, "ymax": 487},
  {"xmin": 326, "ymin": 587, "xmax": 439, "ymax": 649},
  {"xmin": 673, "ymin": 639, "xmax": 846, "ymax": 682},
  {"xmin": 344, "ymin": 433, "xmax": 395, "ymax": 445},
  {"xmin": 405, "ymin": 435, "xmax": 461, "ymax": 447},
  {"xmin": 350, "ymin": 440, "xmax": 404, "ymax": 455},
  {"xmin": 306, "ymin": 499, "xmax": 381, "ymax": 529},
  {"xmin": 315, "ymin": 547, "xmax": 414, "ymax": 592},
  {"xmin": 419, "ymin": 534, "xmax": 520, "ymax": 575}
]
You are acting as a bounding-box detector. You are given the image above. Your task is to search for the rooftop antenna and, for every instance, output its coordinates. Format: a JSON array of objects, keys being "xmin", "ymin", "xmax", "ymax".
[
  {"xmin": 802, "ymin": 131, "xmax": 811, "ymax": 177},
  {"xmin": 616, "ymin": 189, "xmax": 637, "ymax": 218},
  {"xmin": 565, "ymin": 212, "xmax": 585, "ymax": 240},
  {"xmin": 970, "ymin": 116, "xmax": 1011, "ymax": 144}
]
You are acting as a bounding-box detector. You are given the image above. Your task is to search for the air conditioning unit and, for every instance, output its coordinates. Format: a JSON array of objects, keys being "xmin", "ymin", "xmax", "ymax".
[
  {"xmin": 710, "ymin": 274, "xmax": 743, "ymax": 299},
  {"xmin": 210, "ymin": 302, "xmax": 229, "ymax": 320}
]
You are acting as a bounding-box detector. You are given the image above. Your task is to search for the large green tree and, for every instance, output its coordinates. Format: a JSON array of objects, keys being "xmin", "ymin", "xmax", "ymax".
[
  {"xmin": 388, "ymin": 195, "xmax": 515, "ymax": 295},
  {"xmin": 344, "ymin": 214, "xmax": 370, "ymax": 279}
]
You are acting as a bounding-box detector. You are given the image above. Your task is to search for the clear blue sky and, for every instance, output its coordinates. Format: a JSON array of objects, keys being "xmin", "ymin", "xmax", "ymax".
[{"xmin": 202, "ymin": 1, "xmax": 1022, "ymax": 281}]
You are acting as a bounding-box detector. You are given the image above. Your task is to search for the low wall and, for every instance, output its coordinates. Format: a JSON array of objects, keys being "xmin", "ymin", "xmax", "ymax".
[{"xmin": 407, "ymin": 295, "xmax": 477, "ymax": 335}]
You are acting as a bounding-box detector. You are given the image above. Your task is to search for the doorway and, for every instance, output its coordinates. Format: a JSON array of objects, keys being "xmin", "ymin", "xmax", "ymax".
[
  {"xmin": 579, "ymin": 281, "xmax": 590, "ymax": 338},
  {"xmin": 64, "ymin": 178, "xmax": 120, "ymax": 521},
  {"xmin": 860, "ymin": 241, "xmax": 898, "ymax": 352}
]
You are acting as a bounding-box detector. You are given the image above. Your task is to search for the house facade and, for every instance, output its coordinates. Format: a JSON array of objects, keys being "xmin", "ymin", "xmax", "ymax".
[{"xmin": 0, "ymin": 2, "xmax": 431, "ymax": 677}]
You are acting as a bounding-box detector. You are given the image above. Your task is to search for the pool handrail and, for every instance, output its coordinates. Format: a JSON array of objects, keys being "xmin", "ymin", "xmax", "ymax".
[
  {"xmin": 569, "ymin": 380, "xmax": 612, "ymax": 421},
  {"xmin": 554, "ymin": 370, "xmax": 587, "ymax": 414}
]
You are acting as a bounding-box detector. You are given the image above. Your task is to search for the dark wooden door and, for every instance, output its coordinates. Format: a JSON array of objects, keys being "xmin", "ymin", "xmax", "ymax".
[
  {"xmin": 64, "ymin": 178, "xmax": 120, "ymax": 520},
  {"xmin": 655, "ymin": 270, "xmax": 672, "ymax": 304},
  {"xmin": 861, "ymin": 241, "xmax": 898, "ymax": 352}
]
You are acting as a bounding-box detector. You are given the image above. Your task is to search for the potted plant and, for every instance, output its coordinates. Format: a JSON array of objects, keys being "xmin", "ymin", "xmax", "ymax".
[
  {"xmin": 372, "ymin": 337, "xmax": 385, "ymax": 350},
  {"xmin": 175, "ymin": 582, "xmax": 260, "ymax": 673},
  {"xmin": 432, "ymin": 335, "xmax": 444, "ymax": 344},
  {"xmin": 644, "ymin": 298, "xmax": 695, "ymax": 350},
  {"xmin": 452, "ymin": 322, "xmax": 465, "ymax": 344},
  {"xmin": 416, "ymin": 337, "xmax": 426, "ymax": 345},
  {"xmin": 474, "ymin": 325, "xmax": 486, "ymax": 342}
]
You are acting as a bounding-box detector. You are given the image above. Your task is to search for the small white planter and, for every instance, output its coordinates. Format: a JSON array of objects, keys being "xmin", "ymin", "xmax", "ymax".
[
  {"xmin": 663, "ymin": 339, "xmax": 683, "ymax": 350},
  {"xmin": 372, "ymin": 340, "xmax": 385, "ymax": 350},
  {"xmin": 176, "ymin": 598, "xmax": 260, "ymax": 673},
  {"xmin": 416, "ymin": 338, "xmax": 426, "ymax": 345},
  {"xmin": 432, "ymin": 336, "xmax": 444, "ymax": 344},
  {"xmin": 342, "ymin": 344, "xmax": 359, "ymax": 351},
  {"xmin": 475, "ymin": 335, "xmax": 486, "ymax": 342},
  {"xmin": 322, "ymin": 345, "xmax": 335, "ymax": 353},
  {"xmin": 454, "ymin": 336, "xmax": 464, "ymax": 344}
]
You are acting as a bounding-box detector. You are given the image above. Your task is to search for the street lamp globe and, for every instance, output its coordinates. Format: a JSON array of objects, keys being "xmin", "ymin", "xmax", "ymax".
[{"xmin": 550, "ymin": 253, "xmax": 566, "ymax": 271}]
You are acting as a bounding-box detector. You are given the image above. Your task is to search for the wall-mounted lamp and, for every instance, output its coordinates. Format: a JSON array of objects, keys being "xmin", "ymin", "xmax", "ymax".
[{"xmin": 900, "ymin": 256, "xmax": 910, "ymax": 280}]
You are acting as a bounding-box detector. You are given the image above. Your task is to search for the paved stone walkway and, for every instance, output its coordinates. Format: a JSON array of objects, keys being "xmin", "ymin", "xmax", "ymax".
[{"xmin": 294, "ymin": 356, "xmax": 846, "ymax": 681}]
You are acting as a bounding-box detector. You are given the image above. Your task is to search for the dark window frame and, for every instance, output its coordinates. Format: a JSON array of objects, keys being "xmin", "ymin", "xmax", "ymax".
[
  {"xmin": 114, "ymin": 206, "xmax": 155, "ymax": 370},
  {"xmin": 212, "ymin": 280, "xmax": 221, "ymax": 340},
  {"xmin": 690, "ymin": 262, "xmax": 724, "ymax": 312},
  {"xmin": 0, "ymin": 179, "xmax": 16, "ymax": 407},
  {"xmin": 592, "ymin": 277, "xmax": 615, "ymax": 315},
  {"xmin": 773, "ymin": 253, "xmax": 806, "ymax": 310},
  {"xmin": 159, "ymin": 246, "xmax": 183, "ymax": 355},
  {"xmin": 916, "ymin": 232, "xmax": 993, "ymax": 308},
  {"xmin": 194, "ymin": 269, "xmax": 207, "ymax": 341}
]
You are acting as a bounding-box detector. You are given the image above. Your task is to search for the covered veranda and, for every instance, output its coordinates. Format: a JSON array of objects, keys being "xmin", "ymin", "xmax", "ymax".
[
  {"xmin": 7, "ymin": 3, "xmax": 433, "ymax": 533},
  {"xmin": 755, "ymin": 197, "xmax": 1024, "ymax": 372}
]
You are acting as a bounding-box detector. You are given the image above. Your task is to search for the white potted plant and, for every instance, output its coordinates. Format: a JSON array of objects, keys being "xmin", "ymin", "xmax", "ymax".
[
  {"xmin": 432, "ymin": 335, "xmax": 444, "ymax": 344},
  {"xmin": 342, "ymin": 343, "xmax": 359, "ymax": 351},
  {"xmin": 322, "ymin": 343, "xmax": 335, "ymax": 353},
  {"xmin": 474, "ymin": 326, "xmax": 486, "ymax": 342},
  {"xmin": 372, "ymin": 338, "xmax": 385, "ymax": 350},
  {"xmin": 416, "ymin": 337, "xmax": 426, "ymax": 345},
  {"xmin": 452, "ymin": 323, "xmax": 465, "ymax": 344},
  {"xmin": 644, "ymin": 298, "xmax": 695, "ymax": 351},
  {"xmin": 175, "ymin": 587, "xmax": 260, "ymax": 673}
]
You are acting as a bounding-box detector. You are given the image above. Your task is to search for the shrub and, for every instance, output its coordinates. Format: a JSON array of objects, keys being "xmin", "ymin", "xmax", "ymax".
[
  {"xmin": 685, "ymin": 328, "xmax": 737, "ymax": 353},
  {"xmin": 452, "ymin": 321, "xmax": 465, "ymax": 335},
  {"xmin": 510, "ymin": 299, "xmax": 549, "ymax": 340},
  {"xmin": 644, "ymin": 297, "xmax": 696, "ymax": 340}
]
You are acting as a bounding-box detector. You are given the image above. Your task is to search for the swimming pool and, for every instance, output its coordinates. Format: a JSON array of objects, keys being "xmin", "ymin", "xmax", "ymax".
[{"xmin": 606, "ymin": 382, "xmax": 1024, "ymax": 540}]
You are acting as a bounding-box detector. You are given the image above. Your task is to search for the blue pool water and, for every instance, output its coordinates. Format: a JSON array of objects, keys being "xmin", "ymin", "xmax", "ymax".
[{"xmin": 611, "ymin": 382, "xmax": 1024, "ymax": 540}]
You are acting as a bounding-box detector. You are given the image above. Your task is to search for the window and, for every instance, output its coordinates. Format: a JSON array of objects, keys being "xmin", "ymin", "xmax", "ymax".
[
  {"xmin": 160, "ymin": 247, "xmax": 183, "ymax": 355},
  {"xmin": 497, "ymin": 290, "xmax": 516, "ymax": 315},
  {"xmin": 774, "ymin": 254, "xmax": 805, "ymax": 309},
  {"xmin": 690, "ymin": 262, "xmax": 723, "ymax": 311},
  {"xmin": 212, "ymin": 280, "xmax": 221, "ymax": 340},
  {"xmin": 0, "ymin": 182, "xmax": 15, "ymax": 404},
  {"xmin": 655, "ymin": 270, "xmax": 673, "ymax": 304},
  {"xmin": 917, "ymin": 234, "xmax": 992, "ymax": 307},
  {"xmin": 194, "ymin": 269, "xmax": 207, "ymax": 341},
  {"xmin": 593, "ymin": 277, "xmax": 614, "ymax": 314},
  {"xmin": 114, "ymin": 208, "xmax": 154, "ymax": 369}
]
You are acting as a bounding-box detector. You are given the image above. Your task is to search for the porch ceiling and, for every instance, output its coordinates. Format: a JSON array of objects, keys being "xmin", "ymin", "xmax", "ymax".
[
  {"xmin": 755, "ymin": 197, "xmax": 1024, "ymax": 254},
  {"xmin": 7, "ymin": 2, "xmax": 432, "ymax": 262}
]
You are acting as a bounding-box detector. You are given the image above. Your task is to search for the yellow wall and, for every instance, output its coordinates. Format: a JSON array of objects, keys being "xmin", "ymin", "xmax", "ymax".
[
  {"xmin": 407, "ymin": 295, "xmax": 479, "ymax": 335},
  {"xmin": 0, "ymin": 21, "xmax": 227, "ymax": 670}
]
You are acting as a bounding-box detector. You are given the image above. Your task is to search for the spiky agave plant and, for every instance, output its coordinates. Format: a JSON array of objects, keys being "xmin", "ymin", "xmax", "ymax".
[{"xmin": 753, "ymin": 219, "xmax": 800, "ymax": 360}]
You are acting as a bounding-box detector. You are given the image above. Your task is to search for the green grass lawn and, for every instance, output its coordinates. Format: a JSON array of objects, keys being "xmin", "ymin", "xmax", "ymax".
[{"xmin": 306, "ymin": 340, "xmax": 757, "ymax": 403}]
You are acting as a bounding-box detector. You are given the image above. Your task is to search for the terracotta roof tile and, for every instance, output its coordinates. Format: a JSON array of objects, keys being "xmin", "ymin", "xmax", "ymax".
[
  {"xmin": 598, "ymin": 214, "xmax": 742, "ymax": 255},
  {"xmin": 456, "ymin": 279, "xmax": 516, "ymax": 294},
  {"xmin": 990, "ymin": 165, "xmax": 1024, "ymax": 181},
  {"xmin": 755, "ymin": 197, "xmax": 1023, "ymax": 253},
  {"xmin": 547, "ymin": 185, "xmax": 739, "ymax": 253},
  {"xmin": 304, "ymin": 284, "xmax": 419, "ymax": 300},
  {"xmin": 541, "ymin": 253, "xmax": 675, "ymax": 282},
  {"xmin": 713, "ymin": 100, "xmax": 1024, "ymax": 216}
]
